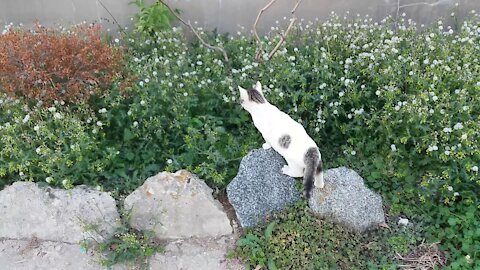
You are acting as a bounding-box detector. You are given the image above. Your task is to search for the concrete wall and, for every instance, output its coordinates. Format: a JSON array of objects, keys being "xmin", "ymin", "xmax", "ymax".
[{"xmin": 1, "ymin": 0, "xmax": 479, "ymax": 34}]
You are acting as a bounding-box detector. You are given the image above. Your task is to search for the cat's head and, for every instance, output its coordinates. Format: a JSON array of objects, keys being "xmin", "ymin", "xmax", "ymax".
[{"xmin": 238, "ymin": 81, "xmax": 266, "ymax": 111}]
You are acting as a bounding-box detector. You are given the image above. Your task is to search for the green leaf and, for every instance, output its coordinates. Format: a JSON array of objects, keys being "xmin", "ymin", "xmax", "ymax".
[
  {"xmin": 264, "ymin": 221, "xmax": 277, "ymax": 241},
  {"xmin": 123, "ymin": 128, "xmax": 135, "ymax": 141},
  {"xmin": 267, "ymin": 258, "xmax": 279, "ymax": 270}
]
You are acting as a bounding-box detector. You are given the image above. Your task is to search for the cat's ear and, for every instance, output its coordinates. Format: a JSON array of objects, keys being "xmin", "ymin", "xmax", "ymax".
[
  {"xmin": 238, "ymin": 86, "xmax": 246, "ymax": 93},
  {"xmin": 255, "ymin": 81, "xmax": 262, "ymax": 92}
]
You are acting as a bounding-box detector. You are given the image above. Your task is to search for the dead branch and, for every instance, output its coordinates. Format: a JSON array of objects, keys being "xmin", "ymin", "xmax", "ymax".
[
  {"xmin": 158, "ymin": 0, "xmax": 229, "ymax": 62},
  {"xmin": 253, "ymin": 0, "xmax": 303, "ymax": 62},
  {"xmin": 253, "ymin": 0, "xmax": 279, "ymax": 61},
  {"xmin": 266, "ymin": 0, "xmax": 303, "ymax": 61},
  {"xmin": 396, "ymin": 241, "xmax": 447, "ymax": 269},
  {"xmin": 398, "ymin": 0, "xmax": 450, "ymax": 9},
  {"xmin": 267, "ymin": 17, "xmax": 296, "ymax": 60}
]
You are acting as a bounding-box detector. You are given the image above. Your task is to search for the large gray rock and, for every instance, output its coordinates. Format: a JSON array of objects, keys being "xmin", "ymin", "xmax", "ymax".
[
  {"xmin": 149, "ymin": 236, "xmax": 245, "ymax": 270},
  {"xmin": 0, "ymin": 182, "xmax": 119, "ymax": 243},
  {"xmin": 227, "ymin": 148, "xmax": 301, "ymax": 228},
  {"xmin": 124, "ymin": 170, "xmax": 232, "ymax": 239},
  {"xmin": 0, "ymin": 238, "xmax": 126, "ymax": 270},
  {"xmin": 309, "ymin": 167, "xmax": 385, "ymax": 232}
]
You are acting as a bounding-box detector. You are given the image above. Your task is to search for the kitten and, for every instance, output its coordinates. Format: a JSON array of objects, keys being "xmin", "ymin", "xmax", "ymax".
[{"xmin": 238, "ymin": 81, "xmax": 324, "ymax": 199}]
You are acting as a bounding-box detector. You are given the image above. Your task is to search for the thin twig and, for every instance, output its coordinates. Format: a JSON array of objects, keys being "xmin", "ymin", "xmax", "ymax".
[
  {"xmin": 399, "ymin": 0, "xmax": 450, "ymax": 9},
  {"xmin": 97, "ymin": 0, "xmax": 125, "ymax": 33},
  {"xmin": 265, "ymin": 0, "xmax": 303, "ymax": 61},
  {"xmin": 267, "ymin": 17, "xmax": 296, "ymax": 60},
  {"xmin": 253, "ymin": 0, "xmax": 279, "ymax": 61},
  {"xmin": 158, "ymin": 0, "xmax": 229, "ymax": 62}
]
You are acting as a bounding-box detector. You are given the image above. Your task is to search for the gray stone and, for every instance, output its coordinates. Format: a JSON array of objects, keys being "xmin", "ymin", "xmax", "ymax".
[
  {"xmin": 0, "ymin": 238, "xmax": 128, "ymax": 270},
  {"xmin": 124, "ymin": 170, "xmax": 232, "ymax": 239},
  {"xmin": 0, "ymin": 182, "xmax": 120, "ymax": 243},
  {"xmin": 149, "ymin": 236, "xmax": 245, "ymax": 270},
  {"xmin": 309, "ymin": 167, "xmax": 385, "ymax": 232},
  {"xmin": 226, "ymin": 148, "xmax": 301, "ymax": 228}
]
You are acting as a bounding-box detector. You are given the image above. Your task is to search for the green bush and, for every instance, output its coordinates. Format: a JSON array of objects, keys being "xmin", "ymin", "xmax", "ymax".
[
  {"xmin": 233, "ymin": 201, "xmax": 425, "ymax": 269},
  {"xmin": 130, "ymin": 0, "xmax": 176, "ymax": 36},
  {"xmin": 1, "ymin": 12, "xmax": 479, "ymax": 268}
]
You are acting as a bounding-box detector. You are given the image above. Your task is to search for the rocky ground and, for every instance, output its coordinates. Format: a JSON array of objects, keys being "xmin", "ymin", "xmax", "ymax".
[{"xmin": 0, "ymin": 148, "xmax": 385, "ymax": 269}]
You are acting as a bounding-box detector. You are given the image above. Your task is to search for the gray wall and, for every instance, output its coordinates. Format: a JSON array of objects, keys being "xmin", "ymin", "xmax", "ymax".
[{"xmin": 1, "ymin": 0, "xmax": 479, "ymax": 34}]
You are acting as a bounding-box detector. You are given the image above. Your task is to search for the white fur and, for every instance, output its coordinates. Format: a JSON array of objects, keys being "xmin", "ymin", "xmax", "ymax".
[{"xmin": 239, "ymin": 82, "xmax": 324, "ymax": 189}]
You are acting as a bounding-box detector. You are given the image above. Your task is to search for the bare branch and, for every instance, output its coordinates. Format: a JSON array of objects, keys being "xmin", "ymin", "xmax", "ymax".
[
  {"xmin": 253, "ymin": 0, "xmax": 279, "ymax": 61},
  {"xmin": 265, "ymin": 0, "xmax": 303, "ymax": 61},
  {"xmin": 399, "ymin": 0, "xmax": 450, "ymax": 9},
  {"xmin": 158, "ymin": 0, "xmax": 229, "ymax": 62},
  {"xmin": 267, "ymin": 17, "xmax": 296, "ymax": 60},
  {"xmin": 97, "ymin": 0, "xmax": 125, "ymax": 33}
]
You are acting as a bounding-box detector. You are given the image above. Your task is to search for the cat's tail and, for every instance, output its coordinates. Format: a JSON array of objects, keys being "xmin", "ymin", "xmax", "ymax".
[{"xmin": 304, "ymin": 147, "xmax": 322, "ymax": 199}]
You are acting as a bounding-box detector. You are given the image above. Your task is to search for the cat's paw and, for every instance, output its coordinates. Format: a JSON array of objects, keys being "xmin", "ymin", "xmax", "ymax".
[
  {"xmin": 281, "ymin": 165, "xmax": 291, "ymax": 175},
  {"xmin": 314, "ymin": 178, "xmax": 325, "ymax": 189},
  {"xmin": 282, "ymin": 165, "xmax": 303, "ymax": 177},
  {"xmin": 262, "ymin": 142, "xmax": 272, "ymax": 149}
]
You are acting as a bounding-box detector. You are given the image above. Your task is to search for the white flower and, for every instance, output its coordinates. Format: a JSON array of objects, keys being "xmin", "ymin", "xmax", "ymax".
[
  {"xmin": 48, "ymin": 106, "xmax": 56, "ymax": 112},
  {"xmin": 45, "ymin": 177, "xmax": 53, "ymax": 183},
  {"xmin": 22, "ymin": 114, "xmax": 30, "ymax": 123},
  {"xmin": 54, "ymin": 112, "xmax": 62, "ymax": 119},
  {"xmin": 472, "ymin": 166, "xmax": 479, "ymax": 172},
  {"xmin": 443, "ymin": 127, "xmax": 452, "ymax": 133},
  {"xmin": 34, "ymin": 125, "xmax": 40, "ymax": 131},
  {"xmin": 432, "ymin": 145, "xmax": 438, "ymax": 151},
  {"xmin": 19, "ymin": 171, "xmax": 24, "ymax": 177},
  {"xmin": 375, "ymin": 90, "xmax": 381, "ymax": 96},
  {"xmin": 98, "ymin": 108, "xmax": 107, "ymax": 114},
  {"xmin": 139, "ymin": 81, "xmax": 144, "ymax": 87},
  {"xmin": 447, "ymin": 186, "xmax": 453, "ymax": 191},
  {"xmin": 145, "ymin": 78, "xmax": 150, "ymax": 83},
  {"xmin": 196, "ymin": 61, "xmax": 203, "ymax": 66},
  {"xmin": 96, "ymin": 121, "xmax": 103, "ymax": 127},
  {"xmin": 36, "ymin": 147, "xmax": 41, "ymax": 154},
  {"xmin": 453, "ymin": 123, "xmax": 463, "ymax": 130},
  {"xmin": 140, "ymin": 100, "xmax": 146, "ymax": 105},
  {"xmin": 453, "ymin": 192, "xmax": 459, "ymax": 197},
  {"xmin": 444, "ymin": 150, "xmax": 450, "ymax": 156},
  {"xmin": 133, "ymin": 121, "xmax": 138, "ymax": 127},
  {"xmin": 167, "ymin": 159, "xmax": 173, "ymax": 164},
  {"xmin": 398, "ymin": 217, "xmax": 409, "ymax": 226},
  {"xmin": 114, "ymin": 38, "xmax": 119, "ymax": 43},
  {"xmin": 391, "ymin": 144, "xmax": 397, "ymax": 151},
  {"xmin": 315, "ymin": 127, "xmax": 320, "ymax": 132},
  {"xmin": 461, "ymin": 134, "xmax": 467, "ymax": 140},
  {"xmin": 62, "ymin": 179, "xmax": 69, "ymax": 187},
  {"xmin": 350, "ymin": 150, "xmax": 356, "ymax": 156}
]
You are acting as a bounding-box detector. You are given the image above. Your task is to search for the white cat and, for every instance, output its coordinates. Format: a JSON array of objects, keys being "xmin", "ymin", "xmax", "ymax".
[{"xmin": 238, "ymin": 81, "xmax": 324, "ymax": 199}]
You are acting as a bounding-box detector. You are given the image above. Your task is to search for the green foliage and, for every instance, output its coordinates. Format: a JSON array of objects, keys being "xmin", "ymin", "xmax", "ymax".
[
  {"xmin": 233, "ymin": 201, "xmax": 426, "ymax": 269},
  {"xmin": 130, "ymin": 0, "xmax": 176, "ymax": 35},
  {"xmin": 95, "ymin": 210, "xmax": 163, "ymax": 268},
  {"xmin": 1, "ymin": 12, "xmax": 479, "ymax": 268}
]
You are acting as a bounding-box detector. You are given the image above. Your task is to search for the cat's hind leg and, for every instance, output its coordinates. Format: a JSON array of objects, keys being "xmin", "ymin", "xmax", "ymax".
[
  {"xmin": 262, "ymin": 142, "xmax": 272, "ymax": 149},
  {"xmin": 281, "ymin": 158, "xmax": 304, "ymax": 177}
]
